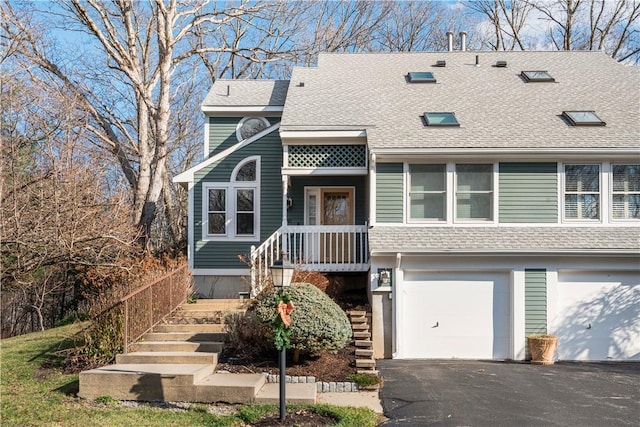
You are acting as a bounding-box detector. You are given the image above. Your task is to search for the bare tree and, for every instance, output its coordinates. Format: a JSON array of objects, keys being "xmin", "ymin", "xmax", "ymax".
[
  {"xmin": 1, "ymin": 68, "xmax": 140, "ymax": 335},
  {"xmin": 468, "ymin": 0, "xmax": 534, "ymax": 50},
  {"xmin": 1, "ymin": 0, "xmax": 303, "ymax": 249},
  {"xmin": 527, "ymin": 0, "xmax": 640, "ymax": 62}
]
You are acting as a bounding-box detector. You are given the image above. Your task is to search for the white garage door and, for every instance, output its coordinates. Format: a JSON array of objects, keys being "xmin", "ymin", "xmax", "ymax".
[
  {"xmin": 400, "ymin": 271, "xmax": 510, "ymax": 359},
  {"xmin": 553, "ymin": 271, "xmax": 640, "ymax": 361}
]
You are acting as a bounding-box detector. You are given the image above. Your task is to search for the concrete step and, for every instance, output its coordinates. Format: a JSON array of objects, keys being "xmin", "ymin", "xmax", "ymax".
[
  {"xmin": 116, "ymin": 351, "xmax": 218, "ymax": 365},
  {"xmin": 130, "ymin": 341, "xmax": 224, "ymax": 353},
  {"xmin": 357, "ymin": 369, "xmax": 379, "ymax": 376},
  {"xmin": 142, "ymin": 332, "xmax": 227, "ymax": 342},
  {"xmin": 188, "ymin": 298, "xmax": 251, "ymax": 308},
  {"xmin": 351, "ymin": 323, "xmax": 369, "ymax": 331},
  {"xmin": 354, "ymin": 340, "xmax": 373, "ymax": 348},
  {"xmin": 255, "ymin": 382, "xmax": 317, "ymax": 404},
  {"xmin": 153, "ymin": 323, "xmax": 225, "ymax": 333},
  {"xmin": 353, "ymin": 331, "xmax": 371, "ymax": 339},
  {"xmin": 348, "ymin": 310, "xmax": 367, "ymax": 317},
  {"xmin": 172, "ymin": 310, "xmax": 240, "ymax": 319},
  {"xmin": 78, "ymin": 363, "xmax": 214, "ymax": 401},
  {"xmin": 356, "ymin": 359, "xmax": 376, "ymax": 368},
  {"xmin": 355, "ymin": 349, "xmax": 374, "ymax": 357},
  {"xmin": 349, "ymin": 316, "xmax": 367, "ymax": 324},
  {"xmin": 194, "ymin": 373, "xmax": 266, "ymax": 404}
]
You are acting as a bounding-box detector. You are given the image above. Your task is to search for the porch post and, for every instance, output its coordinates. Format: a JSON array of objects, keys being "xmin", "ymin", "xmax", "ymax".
[{"xmin": 282, "ymin": 174, "xmax": 289, "ymax": 257}]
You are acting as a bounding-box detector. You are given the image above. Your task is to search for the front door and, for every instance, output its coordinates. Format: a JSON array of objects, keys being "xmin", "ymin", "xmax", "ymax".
[{"xmin": 305, "ymin": 187, "xmax": 355, "ymax": 263}]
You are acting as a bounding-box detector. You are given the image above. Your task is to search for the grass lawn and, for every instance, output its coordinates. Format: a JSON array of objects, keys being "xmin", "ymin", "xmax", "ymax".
[{"xmin": 0, "ymin": 323, "xmax": 378, "ymax": 426}]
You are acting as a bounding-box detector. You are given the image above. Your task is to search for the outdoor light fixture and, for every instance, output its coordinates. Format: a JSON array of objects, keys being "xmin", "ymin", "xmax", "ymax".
[
  {"xmin": 271, "ymin": 258, "xmax": 294, "ymax": 290},
  {"xmin": 270, "ymin": 258, "xmax": 294, "ymax": 421}
]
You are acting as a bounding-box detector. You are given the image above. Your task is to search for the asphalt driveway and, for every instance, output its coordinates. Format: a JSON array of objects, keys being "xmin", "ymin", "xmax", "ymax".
[{"xmin": 378, "ymin": 360, "xmax": 640, "ymax": 426}]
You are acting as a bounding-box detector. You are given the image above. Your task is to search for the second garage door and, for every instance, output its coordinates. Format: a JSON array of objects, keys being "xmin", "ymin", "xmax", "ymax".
[{"xmin": 400, "ymin": 271, "xmax": 510, "ymax": 359}]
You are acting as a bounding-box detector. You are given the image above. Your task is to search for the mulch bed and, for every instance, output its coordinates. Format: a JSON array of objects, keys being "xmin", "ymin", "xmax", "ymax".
[{"xmin": 216, "ymin": 342, "xmax": 357, "ymax": 382}]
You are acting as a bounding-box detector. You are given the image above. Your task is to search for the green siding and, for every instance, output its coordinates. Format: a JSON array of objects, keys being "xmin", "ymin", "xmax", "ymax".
[
  {"xmin": 208, "ymin": 117, "xmax": 280, "ymax": 157},
  {"xmin": 525, "ymin": 269, "xmax": 547, "ymax": 358},
  {"xmin": 287, "ymin": 176, "xmax": 367, "ymax": 225},
  {"xmin": 499, "ymin": 163, "xmax": 557, "ymax": 223},
  {"xmin": 376, "ymin": 163, "xmax": 403, "ymax": 223},
  {"xmin": 194, "ymin": 131, "xmax": 283, "ymax": 269}
]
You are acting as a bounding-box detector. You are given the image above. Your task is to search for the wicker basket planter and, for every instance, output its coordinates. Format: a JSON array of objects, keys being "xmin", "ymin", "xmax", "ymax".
[{"xmin": 528, "ymin": 334, "xmax": 558, "ymax": 365}]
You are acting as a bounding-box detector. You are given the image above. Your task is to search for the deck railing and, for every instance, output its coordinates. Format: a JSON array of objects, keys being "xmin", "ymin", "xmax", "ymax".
[
  {"xmin": 250, "ymin": 225, "xmax": 369, "ymax": 296},
  {"xmin": 121, "ymin": 265, "xmax": 191, "ymax": 353}
]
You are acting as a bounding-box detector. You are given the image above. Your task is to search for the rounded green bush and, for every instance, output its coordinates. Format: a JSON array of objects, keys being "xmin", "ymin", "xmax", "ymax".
[{"xmin": 254, "ymin": 283, "xmax": 351, "ymax": 353}]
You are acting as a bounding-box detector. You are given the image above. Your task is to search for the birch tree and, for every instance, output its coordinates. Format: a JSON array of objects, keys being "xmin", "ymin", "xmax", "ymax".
[{"xmin": 0, "ymin": 0, "xmax": 300, "ymax": 249}]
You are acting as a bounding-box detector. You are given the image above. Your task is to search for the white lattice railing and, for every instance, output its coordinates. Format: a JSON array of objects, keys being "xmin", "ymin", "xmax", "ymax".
[{"xmin": 250, "ymin": 225, "xmax": 369, "ymax": 297}]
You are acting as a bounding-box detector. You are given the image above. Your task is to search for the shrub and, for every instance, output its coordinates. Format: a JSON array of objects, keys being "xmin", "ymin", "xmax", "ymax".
[{"xmin": 253, "ymin": 283, "xmax": 352, "ymax": 355}]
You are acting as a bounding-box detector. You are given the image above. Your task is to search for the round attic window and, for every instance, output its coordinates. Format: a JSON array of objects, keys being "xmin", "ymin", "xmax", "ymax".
[{"xmin": 236, "ymin": 117, "xmax": 270, "ymax": 141}]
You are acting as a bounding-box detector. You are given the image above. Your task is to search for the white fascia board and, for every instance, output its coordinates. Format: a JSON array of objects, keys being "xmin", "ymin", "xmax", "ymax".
[
  {"xmin": 282, "ymin": 167, "xmax": 368, "ymax": 176},
  {"xmin": 370, "ymin": 147, "xmax": 640, "ymax": 160},
  {"xmin": 173, "ymin": 122, "xmax": 280, "ymax": 184},
  {"xmin": 280, "ymin": 130, "xmax": 367, "ymax": 141},
  {"xmin": 369, "ymin": 248, "xmax": 640, "ymax": 256},
  {"xmin": 201, "ymin": 106, "xmax": 284, "ymax": 114}
]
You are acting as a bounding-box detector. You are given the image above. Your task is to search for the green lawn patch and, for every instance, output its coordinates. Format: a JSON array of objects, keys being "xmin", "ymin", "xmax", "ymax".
[{"xmin": 0, "ymin": 324, "xmax": 377, "ymax": 426}]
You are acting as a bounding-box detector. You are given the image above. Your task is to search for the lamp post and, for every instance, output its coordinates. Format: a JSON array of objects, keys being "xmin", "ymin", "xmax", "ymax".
[{"xmin": 270, "ymin": 258, "xmax": 294, "ymax": 422}]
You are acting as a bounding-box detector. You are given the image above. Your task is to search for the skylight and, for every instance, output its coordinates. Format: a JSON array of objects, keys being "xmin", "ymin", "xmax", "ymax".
[
  {"xmin": 521, "ymin": 70, "xmax": 555, "ymax": 82},
  {"xmin": 424, "ymin": 112, "xmax": 460, "ymax": 127},
  {"xmin": 408, "ymin": 72, "xmax": 436, "ymax": 83},
  {"xmin": 562, "ymin": 111, "xmax": 606, "ymax": 126}
]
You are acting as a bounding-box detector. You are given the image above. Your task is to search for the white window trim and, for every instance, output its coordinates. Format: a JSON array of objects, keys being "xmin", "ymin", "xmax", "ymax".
[
  {"xmin": 236, "ymin": 117, "xmax": 270, "ymax": 142},
  {"xmin": 560, "ymin": 162, "xmax": 602, "ymax": 223},
  {"xmin": 405, "ymin": 162, "xmax": 498, "ymax": 225},
  {"xmin": 202, "ymin": 157, "xmax": 261, "ymax": 242},
  {"xmin": 610, "ymin": 163, "xmax": 640, "ymax": 222}
]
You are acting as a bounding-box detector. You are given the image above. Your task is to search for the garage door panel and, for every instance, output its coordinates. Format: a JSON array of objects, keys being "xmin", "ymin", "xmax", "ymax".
[
  {"xmin": 553, "ymin": 271, "xmax": 640, "ymax": 361},
  {"xmin": 401, "ymin": 272, "xmax": 510, "ymax": 359}
]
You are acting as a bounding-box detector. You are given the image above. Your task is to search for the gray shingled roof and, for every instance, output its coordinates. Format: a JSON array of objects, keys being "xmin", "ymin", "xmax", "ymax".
[
  {"xmin": 281, "ymin": 51, "xmax": 639, "ymax": 150},
  {"xmin": 202, "ymin": 80, "xmax": 289, "ymax": 107},
  {"xmin": 368, "ymin": 226, "xmax": 640, "ymax": 254}
]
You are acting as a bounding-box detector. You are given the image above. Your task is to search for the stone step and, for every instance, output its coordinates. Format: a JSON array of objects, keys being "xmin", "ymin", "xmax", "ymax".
[
  {"xmin": 116, "ymin": 351, "xmax": 218, "ymax": 365},
  {"xmin": 351, "ymin": 323, "xmax": 369, "ymax": 331},
  {"xmin": 194, "ymin": 373, "xmax": 266, "ymax": 404},
  {"xmin": 354, "ymin": 340, "xmax": 373, "ymax": 348},
  {"xmin": 355, "ymin": 359, "xmax": 376, "ymax": 368},
  {"xmin": 78, "ymin": 363, "xmax": 214, "ymax": 401},
  {"xmin": 353, "ymin": 331, "xmax": 371, "ymax": 339},
  {"xmin": 349, "ymin": 316, "xmax": 367, "ymax": 324},
  {"xmin": 153, "ymin": 323, "xmax": 226, "ymax": 333},
  {"xmin": 347, "ymin": 310, "xmax": 367, "ymax": 317},
  {"xmin": 355, "ymin": 348, "xmax": 374, "ymax": 358},
  {"xmin": 142, "ymin": 332, "xmax": 227, "ymax": 342},
  {"xmin": 255, "ymin": 382, "xmax": 317, "ymax": 405},
  {"xmin": 130, "ymin": 341, "xmax": 224, "ymax": 353}
]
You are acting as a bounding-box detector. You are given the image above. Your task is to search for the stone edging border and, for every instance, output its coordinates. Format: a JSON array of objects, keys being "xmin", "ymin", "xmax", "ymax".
[{"xmin": 263, "ymin": 374, "xmax": 362, "ymax": 393}]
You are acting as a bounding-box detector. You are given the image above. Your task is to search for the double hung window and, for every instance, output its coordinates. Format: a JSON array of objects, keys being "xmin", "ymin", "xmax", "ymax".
[
  {"xmin": 203, "ymin": 157, "xmax": 259, "ymax": 240},
  {"xmin": 564, "ymin": 165, "xmax": 600, "ymax": 220},
  {"xmin": 409, "ymin": 164, "xmax": 446, "ymax": 221},
  {"xmin": 612, "ymin": 164, "xmax": 640, "ymax": 220},
  {"xmin": 456, "ymin": 164, "xmax": 493, "ymax": 221}
]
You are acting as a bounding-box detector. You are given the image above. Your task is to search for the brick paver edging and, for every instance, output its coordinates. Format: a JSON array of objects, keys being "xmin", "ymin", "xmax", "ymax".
[{"xmin": 263, "ymin": 374, "xmax": 361, "ymax": 392}]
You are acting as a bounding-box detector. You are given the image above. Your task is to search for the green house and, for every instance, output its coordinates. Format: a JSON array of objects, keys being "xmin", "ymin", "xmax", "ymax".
[{"xmin": 175, "ymin": 50, "xmax": 640, "ymax": 362}]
